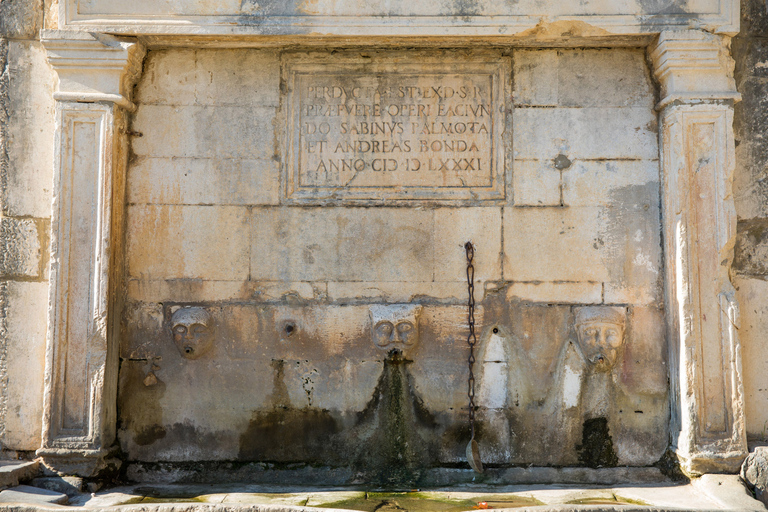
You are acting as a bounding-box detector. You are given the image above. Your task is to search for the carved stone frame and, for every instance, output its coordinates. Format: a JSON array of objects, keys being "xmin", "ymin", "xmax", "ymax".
[
  {"xmin": 39, "ymin": 31, "xmax": 144, "ymax": 475},
  {"xmin": 38, "ymin": 27, "xmax": 746, "ymax": 476}
]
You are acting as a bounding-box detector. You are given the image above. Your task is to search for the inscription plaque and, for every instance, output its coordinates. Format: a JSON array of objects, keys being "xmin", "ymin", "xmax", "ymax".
[{"xmin": 283, "ymin": 53, "xmax": 509, "ymax": 203}]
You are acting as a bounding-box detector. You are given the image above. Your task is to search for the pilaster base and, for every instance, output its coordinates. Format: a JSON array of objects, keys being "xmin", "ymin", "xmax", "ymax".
[
  {"xmin": 36, "ymin": 447, "xmax": 122, "ymax": 478},
  {"xmin": 677, "ymin": 448, "xmax": 747, "ymax": 476}
]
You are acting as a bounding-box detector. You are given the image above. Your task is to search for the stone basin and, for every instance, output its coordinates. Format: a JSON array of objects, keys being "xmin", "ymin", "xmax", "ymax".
[{"xmin": 0, "ymin": 474, "xmax": 763, "ymax": 512}]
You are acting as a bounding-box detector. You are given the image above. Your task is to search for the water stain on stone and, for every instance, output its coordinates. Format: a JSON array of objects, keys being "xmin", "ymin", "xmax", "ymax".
[
  {"xmin": 118, "ymin": 360, "xmax": 167, "ymax": 449},
  {"xmin": 134, "ymin": 424, "xmax": 167, "ymax": 446},
  {"xmin": 238, "ymin": 407, "xmax": 339, "ymax": 462},
  {"xmin": 268, "ymin": 359, "xmax": 292, "ymax": 408},
  {"xmin": 350, "ymin": 350, "xmax": 438, "ymax": 488},
  {"xmin": 157, "ymin": 422, "xmax": 225, "ymax": 454},
  {"xmin": 577, "ymin": 417, "xmax": 618, "ymax": 468}
]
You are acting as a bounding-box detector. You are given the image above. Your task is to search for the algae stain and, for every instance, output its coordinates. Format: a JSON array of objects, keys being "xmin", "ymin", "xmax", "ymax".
[
  {"xmin": 352, "ymin": 350, "xmax": 438, "ymax": 488},
  {"xmin": 566, "ymin": 495, "xmax": 650, "ymax": 506},
  {"xmin": 318, "ymin": 492, "xmax": 542, "ymax": 511},
  {"xmin": 133, "ymin": 424, "xmax": 167, "ymax": 446},
  {"xmin": 576, "ymin": 417, "xmax": 618, "ymax": 468},
  {"xmin": 238, "ymin": 407, "xmax": 338, "ymax": 462}
]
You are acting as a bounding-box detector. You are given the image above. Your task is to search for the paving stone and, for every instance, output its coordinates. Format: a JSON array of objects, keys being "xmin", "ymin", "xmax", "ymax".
[
  {"xmin": 0, "ymin": 461, "xmax": 39, "ymax": 490},
  {"xmin": 0, "ymin": 484, "xmax": 67, "ymax": 505},
  {"xmin": 30, "ymin": 476, "xmax": 84, "ymax": 496},
  {"xmin": 741, "ymin": 446, "xmax": 768, "ymax": 508}
]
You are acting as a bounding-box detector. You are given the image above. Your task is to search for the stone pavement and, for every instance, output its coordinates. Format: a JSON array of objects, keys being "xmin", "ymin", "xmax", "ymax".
[{"xmin": 0, "ymin": 474, "xmax": 764, "ymax": 511}]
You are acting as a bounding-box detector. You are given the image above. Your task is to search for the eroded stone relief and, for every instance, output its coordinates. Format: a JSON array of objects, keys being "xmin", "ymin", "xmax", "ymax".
[
  {"xmin": 369, "ymin": 304, "xmax": 421, "ymax": 357},
  {"xmin": 574, "ymin": 306, "xmax": 626, "ymax": 371},
  {"xmin": 169, "ymin": 306, "xmax": 215, "ymax": 359}
]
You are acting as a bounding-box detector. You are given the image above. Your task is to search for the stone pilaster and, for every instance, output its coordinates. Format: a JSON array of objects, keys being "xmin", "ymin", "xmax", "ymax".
[
  {"xmin": 38, "ymin": 31, "xmax": 144, "ymax": 477},
  {"xmin": 651, "ymin": 30, "xmax": 747, "ymax": 475}
]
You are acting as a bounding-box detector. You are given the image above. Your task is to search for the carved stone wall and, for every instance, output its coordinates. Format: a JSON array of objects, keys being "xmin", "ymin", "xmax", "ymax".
[
  {"xmin": 0, "ymin": 0, "xmax": 52, "ymax": 454},
  {"xmin": 0, "ymin": 0, "xmax": 760, "ymax": 485},
  {"xmin": 732, "ymin": 0, "xmax": 768, "ymax": 442},
  {"xmin": 116, "ymin": 47, "xmax": 669, "ymax": 476}
]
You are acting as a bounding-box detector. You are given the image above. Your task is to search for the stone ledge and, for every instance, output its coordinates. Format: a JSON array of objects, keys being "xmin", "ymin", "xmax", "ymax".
[
  {"xmin": 0, "ymin": 461, "xmax": 39, "ymax": 490},
  {"xmin": 0, "ymin": 476, "xmax": 763, "ymax": 511}
]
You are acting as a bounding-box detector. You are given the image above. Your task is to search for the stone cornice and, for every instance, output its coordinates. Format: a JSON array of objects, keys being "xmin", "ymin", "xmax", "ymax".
[
  {"xmin": 42, "ymin": 30, "xmax": 145, "ymax": 111},
  {"xmin": 55, "ymin": 0, "xmax": 740, "ymax": 37},
  {"xmin": 650, "ymin": 29, "xmax": 741, "ymax": 110}
]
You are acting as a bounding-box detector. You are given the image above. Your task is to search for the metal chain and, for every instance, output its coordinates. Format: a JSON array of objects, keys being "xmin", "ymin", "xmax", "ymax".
[{"xmin": 465, "ymin": 241, "xmax": 477, "ymax": 439}]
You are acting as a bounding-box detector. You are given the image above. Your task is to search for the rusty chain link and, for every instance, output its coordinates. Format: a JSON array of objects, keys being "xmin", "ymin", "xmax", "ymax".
[{"xmin": 465, "ymin": 241, "xmax": 477, "ymax": 440}]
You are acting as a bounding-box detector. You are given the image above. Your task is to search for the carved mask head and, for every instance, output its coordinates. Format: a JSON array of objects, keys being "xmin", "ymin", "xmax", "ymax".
[
  {"xmin": 575, "ymin": 307, "xmax": 626, "ymax": 372},
  {"xmin": 369, "ymin": 304, "xmax": 422, "ymax": 358},
  {"xmin": 170, "ymin": 307, "xmax": 214, "ymax": 360}
]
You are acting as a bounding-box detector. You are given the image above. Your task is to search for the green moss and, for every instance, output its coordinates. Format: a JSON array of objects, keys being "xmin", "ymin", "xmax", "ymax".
[
  {"xmin": 565, "ymin": 494, "xmax": 649, "ymax": 506},
  {"xmin": 615, "ymin": 496, "xmax": 651, "ymax": 506},
  {"xmin": 316, "ymin": 491, "xmax": 542, "ymax": 511},
  {"xmin": 119, "ymin": 489, "xmax": 216, "ymax": 505},
  {"xmin": 576, "ymin": 417, "xmax": 618, "ymax": 468},
  {"xmin": 118, "ymin": 496, "xmax": 209, "ymax": 504}
]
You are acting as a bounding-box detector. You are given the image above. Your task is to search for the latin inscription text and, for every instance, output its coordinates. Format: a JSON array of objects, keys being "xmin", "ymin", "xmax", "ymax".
[{"xmin": 296, "ymin": 74, "xmax": 494, "ymax": 190}]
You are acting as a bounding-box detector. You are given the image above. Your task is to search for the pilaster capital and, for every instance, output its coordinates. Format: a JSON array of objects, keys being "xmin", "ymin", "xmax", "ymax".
[
  {"xmin": 649, "ymin": 29, "xmax": 740, "ymax": 110},
  {"xmin": 41, "ymin": 30, "xmax": 145, "ymax": 110}
]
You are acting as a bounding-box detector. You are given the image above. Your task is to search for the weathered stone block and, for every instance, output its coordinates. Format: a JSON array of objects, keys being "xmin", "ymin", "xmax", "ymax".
[
  {"xmin": 733, "ymin": 38, "xmax": 768, "ymax": 80},
  {"xmin": 512, "ymin": 50, "xmax": 558, "ymax": 106},
  {"xmin": 562, "ymin": 160, "xmax": 659, "ymax": 207},
  {"xmin": 503, "ymin": 204, "xmax": 661, "ymax": 304},
  {"xmin": 0, "ymin": 486, "xmax": 67, "ymax": 505},
  {"xmin": 251, "ymin": 207, "xmax": 435, "ymax": 283},
  {"xmin": 733, "ymin": 76, "xmax": 768, "ymax": 220},
  {"xmin": 734, "ymin": 76, "xmax": 768, "ymax": 137},
  {"xmin": 29, "ymin": 476, "xmax": 84, "ymax": 497},
  {"xmin": 0, "ymin": 217, "xmax": 40, "ymax": 278},
  {"xmin": 505, "ymin": 281, "xmax": 602, "ymax": 304},
  {"xmin": 128, "ymin": 157, "xmax": 279, "ymax": 206},
  {"xmin": 512, "ymin": 160, "xmax": 561, "ymax": 206},
  {"xmin": 556, "ymin": 49, "xmax": 655, "ymax": 108},
  {"xmin": 0, "ymin": 0, "xmax": 42, "ymax": 39},
  {"xmin": 503, "ymin": 206, "xmax": 608, "ymax": 282},
  {"xmin": 132, "ymin": 105, "xmax": 275, "ymax": 159},
  {"xmin": 620, "ymin": 306, "xmax": 667, "ymax": 395},
  {"xmin": 735, "ymin": 277, "xmax": 768, "ymax": 437},
  {"xmin": 5, "ymin": 41, "xmax": 54, "ymax": 218},
  {"xmin": 741, "ymin": 446, "xmax": 768, "ymax": 508},
  {"xmin": 602, "ymin": 200, "xmax": 663, "ymax": 305},
  {"xmin": 326, "ymin": 281, "xmax": 467, "ymax": 303},
  {"xmin": 121, "ymin": 301, "xmax": 164, "ymax": 360},
  {"xmin": 1, "ymin": 282, "xmax": 48, "ymax": 450},
  {"xmin": 127, "ymin": 279, "xmax": 322, "ymax": 304},
  {"xmin": 0, "ymin": 461, "xmax": 39, "ymax": 490},
  {"xmin": 134, "ymin": 49, "xmax": 197, "ymax": 105},
  {"xmin": 513, "ymin": 48, "xmax": 654, "ymax": 108},
  {"xmin": 194, "ymin": 49, "xmax": 279, "ymax": 106},
  {"xmin": 513, "ymin": 107, "xmax": 658, "ymax": 161},
  {"xmin": 135, "ymin": 49, "xmax": 280, "ymax": 108},
  {"xmin": 127, "ymin": 205, "xmax": 250, "ymax": 280},
  {"xmin": 734, "ymin": 217, "xmax": 768, "ymax": 277},
  {"xmin": 433, "ymin": 207, "xmax": 502, "ymax": 283},
  {"xmin": 741, "ymin": 0, "xmax": 768, "ymax": 38}
]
